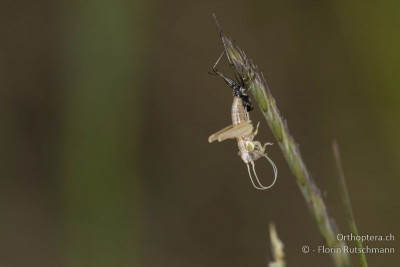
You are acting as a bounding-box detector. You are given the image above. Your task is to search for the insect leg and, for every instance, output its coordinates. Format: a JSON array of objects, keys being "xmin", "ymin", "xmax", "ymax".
[
  {"xmin": 212, "ymin": 50, "xmax": 225, "ymax": 71},
  {"xmin": 208, "ymin": 51, "xmax": 253, "ymax": 113},
  {"xmin": 212, "ymin": 70, "xmax": 238, "ymax": 89},
  {"xmin": 208, "ymin": 124, "xmax": 233, "ymax": 143},
  {"xmin": 251, "ymin": 122, "xmax": 260, "ymax": 137},
  {"xmin": 217, "ymin": 122, "xmax": 253, "ymax": 142},
  {"xmin": 209, "ymin": 51, "xmax": 239, "ymax": 89},
  {"xmin": 253, "ymin": 141, "xmax": 273, "ymax": 154}
]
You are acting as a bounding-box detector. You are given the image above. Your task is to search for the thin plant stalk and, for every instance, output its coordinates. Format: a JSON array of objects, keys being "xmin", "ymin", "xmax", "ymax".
[
  {"xmin": 333, "ymin": 142, "xmax": 368, "ymax": 267},
  {"xmin": 213, "ymin": 15, "xmax": 350, "ymax": 267}
]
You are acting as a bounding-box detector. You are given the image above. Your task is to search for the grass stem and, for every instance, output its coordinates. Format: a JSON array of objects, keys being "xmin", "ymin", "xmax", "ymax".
[
  {"xmin": 333, "ymin": 142, "xmax": 368, "ymax": 267},
  {"xmin": 213, "ymin": 15, "xmax": 350, "ymax": 267}
]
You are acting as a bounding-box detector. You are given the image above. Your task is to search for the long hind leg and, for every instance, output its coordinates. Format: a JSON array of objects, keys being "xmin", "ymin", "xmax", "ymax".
[
  {"xmin": 208, "ymin": 124, "xmax": 233, "ymax": 143},
  {"xmin": 208, "ymin": 121, "xmax": 254, "ymax": 143},
  {"xmin": 217, "ymin": 122, "xmax": 253, "ymax": 142}
]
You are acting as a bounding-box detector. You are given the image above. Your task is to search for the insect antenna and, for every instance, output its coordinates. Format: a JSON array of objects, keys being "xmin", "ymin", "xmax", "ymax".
[
  {"xmin": 247, "ymin": 163, "xmax": 264, "ymax": 190},
  {"xmin": 246, "ymin": 156, "xmax": 278, "ymax": 190}
]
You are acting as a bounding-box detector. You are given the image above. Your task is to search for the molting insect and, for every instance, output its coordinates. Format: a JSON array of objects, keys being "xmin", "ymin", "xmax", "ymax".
[{"xmin": 208, "ymin": 51, "xmax": 278, "ymax": 190}]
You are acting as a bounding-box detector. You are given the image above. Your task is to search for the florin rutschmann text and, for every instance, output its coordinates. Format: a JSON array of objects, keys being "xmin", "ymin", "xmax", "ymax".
[{"xmin": 318, "ymin": 245, "xmax": 394, "ymax": 254}]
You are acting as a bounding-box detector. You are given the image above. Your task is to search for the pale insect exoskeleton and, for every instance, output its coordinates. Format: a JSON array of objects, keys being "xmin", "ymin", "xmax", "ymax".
[{"xmin": 208, "ymin": 51, "xmax": 278, "ymax": 190}]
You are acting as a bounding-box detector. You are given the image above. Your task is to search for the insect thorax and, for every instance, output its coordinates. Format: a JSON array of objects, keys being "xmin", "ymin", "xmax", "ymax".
[{"xmin": 233, "ymin": 85, "xmax": 253, "ymax": 112}]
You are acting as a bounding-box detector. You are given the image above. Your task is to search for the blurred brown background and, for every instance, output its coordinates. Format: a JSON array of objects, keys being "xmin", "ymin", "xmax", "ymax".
[{"xmin": 1, "ymin": 0, "xmax": 399, "ymax": 266}]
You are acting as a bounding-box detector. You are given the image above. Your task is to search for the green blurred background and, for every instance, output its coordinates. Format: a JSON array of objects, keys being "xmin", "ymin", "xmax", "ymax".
[{"xmin": 1, "ymin": 0, "xmax": 399, "ymax": 266}]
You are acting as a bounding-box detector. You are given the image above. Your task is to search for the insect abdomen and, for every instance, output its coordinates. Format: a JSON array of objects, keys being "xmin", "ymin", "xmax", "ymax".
[{"xmin": 231, "ymin": 97, "xmax": 248, "ymax": 126}]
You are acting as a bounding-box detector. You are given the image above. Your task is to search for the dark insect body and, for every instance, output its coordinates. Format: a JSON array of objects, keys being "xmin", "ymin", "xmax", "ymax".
[{"xmin": 208, "ymin": 51, "xmax": 253, "ymax": 112}]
